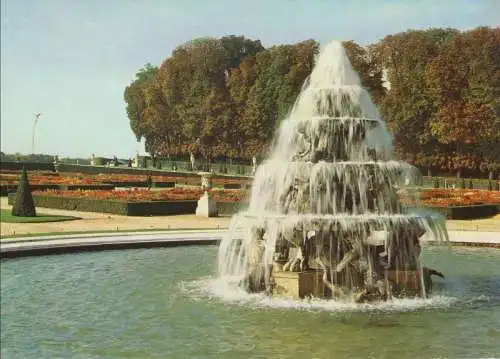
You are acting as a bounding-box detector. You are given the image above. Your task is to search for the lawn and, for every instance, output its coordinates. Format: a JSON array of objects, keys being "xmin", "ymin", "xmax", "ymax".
[{"xmin": 0, "ymin": 209, "xmax": 80, "ymax": 223}]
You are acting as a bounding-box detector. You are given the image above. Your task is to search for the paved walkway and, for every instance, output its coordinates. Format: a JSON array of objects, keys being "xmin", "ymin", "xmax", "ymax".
[
  {"xmin": 2, "ymin": 197, "xmax": 499, "ymax": 240},
  {"xmin": 1, "ymin": 197, "xmax": 232, "ymax": 237}
]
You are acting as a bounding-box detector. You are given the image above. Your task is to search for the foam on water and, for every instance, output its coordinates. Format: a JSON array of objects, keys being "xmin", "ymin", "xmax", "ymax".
[{"xmin": 180, "ymin": 277, "xmax": 458, "ymax": 313}]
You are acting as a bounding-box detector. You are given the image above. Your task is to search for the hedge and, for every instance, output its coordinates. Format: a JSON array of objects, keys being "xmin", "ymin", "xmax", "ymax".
[
  {"xmin": 56, "ymin": 163, "xmax": 252, "ymax": 180},
  {"xmin": 104, "ymin": 181, "xmax": 149, "ymax": 188},
  {"xmin": 1, "ymin": 184, "xmax": 114, "ymax": 196},
  {"xmin": 126, "ymin": 201, "xmax": 197, "ymax": 216},
  {"xmin": 0, "ymin": 161, "xmax": 55, "ymax": 171},
  {"xmin": 6, "ymin": 190, "xmax": 499, "ymax": 218},
  {"xmin": 223, "ymin": 183, "xmax": 242, "ymax": 189},
  {"xmin": 1, "ymin": 184, "xmax": 59, "ymax": 196},
  {"xmin": 59, "ymin": 184, "xmax": 114, "ymax": 190},
  {"xmin": 7, "ymin": 193, "xmax": 197, "ymax": 216},
  {"xmin": 152, "ymin": 181, "xmax": 176, "ymax": 188},
  {"xmin": 6, "ymin": 192, "xmax": 249, "ymax": 216},
  {"xmin": 423, "ymin": 204, "xmax": 499, "ymax": 220},
  {"xmin": 217, "ymin": 202, "xmax": 249, "ymax": 216},
  {"xmin": 422, "ymin": 176, "xmax": 500, "ymax": 191}
]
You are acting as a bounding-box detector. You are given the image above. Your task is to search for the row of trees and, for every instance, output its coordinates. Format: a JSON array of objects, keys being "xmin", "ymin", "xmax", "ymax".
[
  {"xmin": 0, "ymin": 152, "xmax": 91, "ymax": 165},
  {"xmin": 124, "ymin": 27, "xmax": 500, "ymax": 177}
]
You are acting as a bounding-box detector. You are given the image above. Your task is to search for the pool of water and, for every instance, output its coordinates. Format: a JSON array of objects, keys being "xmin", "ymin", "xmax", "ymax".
[{"xmin": 1, "ymin": 245, "xmax": 499, "ymax": 358}]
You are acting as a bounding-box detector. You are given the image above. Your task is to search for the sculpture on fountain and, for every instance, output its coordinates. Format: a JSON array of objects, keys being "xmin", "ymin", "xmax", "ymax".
[{"xmin": 217, "ymin": 41, "xmax": 447, "ymax": 302}]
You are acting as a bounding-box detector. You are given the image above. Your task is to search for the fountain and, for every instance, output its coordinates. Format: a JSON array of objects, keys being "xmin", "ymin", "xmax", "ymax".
[{"xmin": 218, "ymin": 41, "xmax": 448, "ymax": 302}]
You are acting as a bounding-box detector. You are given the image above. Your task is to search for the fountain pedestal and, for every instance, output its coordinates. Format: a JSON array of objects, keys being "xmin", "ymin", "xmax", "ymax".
[
  {"xmin": 196, "ymin": 172, "xmax": 218, "ymax": 217},
  {"xmin": 196, "ymin": 192, "xmax": 218, "ymax": 217},
  {"xmin": 272, "ymin": 269, "xmax": 425, "ymax": 300},
  {"xmin": 273, "ymin": 270, "xmax": 326, "ymax": 299}
]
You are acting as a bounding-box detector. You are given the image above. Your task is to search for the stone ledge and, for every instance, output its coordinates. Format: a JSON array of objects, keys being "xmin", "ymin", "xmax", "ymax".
[{"xmin": 0, "ymin": 232, "xmax": 223, "ymax": 259}]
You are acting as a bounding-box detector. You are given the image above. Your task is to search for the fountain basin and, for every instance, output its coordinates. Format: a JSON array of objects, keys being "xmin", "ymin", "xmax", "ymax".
[
  {"xmin": 1, "ymin": 244, "xmax": 499, "ymax": 358},
  {"xmin": 0, "ymin": 230, "xmax": 222, "ymax": 258}
]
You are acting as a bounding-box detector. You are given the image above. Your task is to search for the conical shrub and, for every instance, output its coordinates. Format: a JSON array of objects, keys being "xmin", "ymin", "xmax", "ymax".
[{"xmin": 11, "ymin": 167, "xmax": 36, "ymax": 217}]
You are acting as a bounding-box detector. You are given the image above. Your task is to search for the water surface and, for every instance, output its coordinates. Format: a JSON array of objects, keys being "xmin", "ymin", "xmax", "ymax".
[{"xmin": 2, "ymin": 245, "xmax": 499, "ymax": 358}]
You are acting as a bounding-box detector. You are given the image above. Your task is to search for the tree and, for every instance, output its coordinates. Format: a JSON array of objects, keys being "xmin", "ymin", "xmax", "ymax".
[
  {"xmin": 123, "ymin": 29, "xmax": 500, "ymax": 174},
  {"xmin": 220, "ymin": 35, "xmax": 264, "ymax": 71},
  {"xmin": 277, "ymin": 40, "xmax": 319, "ymax": 120},
  {"xmin": 227, "ymin": 55, "xmax": 259, "ymax": 157},
  {"xmin": 11, "ymin": 168, "xmax": 36, "ymax": 217},
  {"xmin": 425, "ymin": 27, "xmax": 500, "ymax": 176},
  {"xmin": 200, "ymin": 87, "xmax": 235, "ymax": 159},
  {"xmin": 343, "ymin": 41, "xmax": 386, "ymax": 104},
  {"xmin": 373, "ymin": 28, "xmax": 459, "ymax": 172},
  {"xmin": 124, "ymin": 63, "xmax": 158, "ymax": 141},
  {"xmin": 240, "ymin": 41, "xmax": 319, "ymax": 157}
]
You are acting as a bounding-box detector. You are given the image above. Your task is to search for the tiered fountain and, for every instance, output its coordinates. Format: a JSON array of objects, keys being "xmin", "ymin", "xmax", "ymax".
[{"xmin": 218, "ymin": 41, "xmax": 447, "ymax": 303}]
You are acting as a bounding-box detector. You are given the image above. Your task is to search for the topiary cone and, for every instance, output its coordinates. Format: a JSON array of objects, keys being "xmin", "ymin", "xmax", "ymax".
[{"xmin": 11, "ymin": 167, "xmax": 36, "ymax": 217}]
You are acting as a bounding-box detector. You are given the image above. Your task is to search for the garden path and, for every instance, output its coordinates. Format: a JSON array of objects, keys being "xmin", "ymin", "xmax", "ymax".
[
  {"xmin": 0, "ymin": 197, "xmax": 232, "ymax": 237},
  {"xmin": 1, "ymin": 197, "xmax": 499, "ymax": 237}
]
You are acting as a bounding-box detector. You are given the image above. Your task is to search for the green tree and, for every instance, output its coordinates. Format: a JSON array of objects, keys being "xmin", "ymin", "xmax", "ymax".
[
  {"xmin": 343, "ymin": 41, "xmax": 386, "ymax": 104},
  {"xmin": 220, "ymin": 35, "xmax": 264, "ymax": 70},
  {"xmin": 124, "ymin": 63, "xmax": 158, "ymax": 141},
  {"xmin": 240, "ymin": 41, "xmax": 318, "ymax": 156},
  {"xmin": 11, "ymin": 168, "xmax": 36, "ymax": 217}
]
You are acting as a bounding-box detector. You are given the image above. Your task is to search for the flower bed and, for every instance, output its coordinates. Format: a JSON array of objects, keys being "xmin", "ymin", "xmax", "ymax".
[
  {"xmin": 0, "ymin": 171, "xmax": 251, "ymax": 188},
  {"xmin": 0, "ymin": 171, "xmax": 114, "ymax": 196},
  {"xmin": 27, "ymin": 187, "xmax": 500, "ymax": 207},
  {"xmin": 406, "ymin": 188, "xmax": 500, "ymax": 207},
  {"xmin": 0, "ymin": 173, "xmax": 103, "ymax": 185},
  {"xmin": 8, "ymin": 188, "xmax": 249, "ymax": 216},
  {"xmin": 32, "ymin": 188, "xmax": 250, "ymax": 203},
  {"xmin": 401, "ymin": 188, "xmax": 500, "ymax": 219}
]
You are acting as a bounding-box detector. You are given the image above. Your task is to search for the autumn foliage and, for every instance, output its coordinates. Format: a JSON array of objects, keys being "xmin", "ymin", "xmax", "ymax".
[{"xmin": 124, "ymin": 28, "xmax": 499, "ymax": 176}]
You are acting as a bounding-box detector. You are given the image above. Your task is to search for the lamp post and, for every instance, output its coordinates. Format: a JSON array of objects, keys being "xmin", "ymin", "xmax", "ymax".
[{"xmin": 32, "ymin": 113, "xmax": 41, "ymax": 154}]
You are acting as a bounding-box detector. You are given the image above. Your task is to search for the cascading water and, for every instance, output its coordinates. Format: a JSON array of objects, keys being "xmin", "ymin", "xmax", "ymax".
[{"xmin": 218, "ymin": 40, "xmax": 448, "ymax": 302}]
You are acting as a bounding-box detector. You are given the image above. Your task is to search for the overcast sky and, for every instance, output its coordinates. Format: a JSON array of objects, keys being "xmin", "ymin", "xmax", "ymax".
[{"xmin": 1, "ymin": 0, "xmax": 498, "ymax": 158}]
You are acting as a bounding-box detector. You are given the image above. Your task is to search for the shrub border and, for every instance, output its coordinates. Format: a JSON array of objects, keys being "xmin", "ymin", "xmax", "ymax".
[
  {"xmin": 7, "ymin": 193, "xmax": 198, "ymax": 216},
  {"xmin": 6, "ymin": 192, "xmax": 498, "ymax": 219},
  {"xmin": 6, "ymin": 193, "xmax": 247, "ymax": 216},
  {"xmin": 1, "ymin": 184, "xmax": 114, "ymax": 196},
  {"xmin": 423, "ymin": 204, "xmax": 499, "ymax": 219}
]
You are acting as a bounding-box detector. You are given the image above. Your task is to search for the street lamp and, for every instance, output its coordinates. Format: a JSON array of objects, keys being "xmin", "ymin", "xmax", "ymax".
[{"xmin": 32, "ymin": 113, "xmax": 41, "ymax": 154}]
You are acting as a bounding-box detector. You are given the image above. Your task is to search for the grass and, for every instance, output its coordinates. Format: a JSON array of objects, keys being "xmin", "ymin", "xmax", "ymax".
[
  {"xmin": 0, "ymin": 227, "xmax": 226, "ymax": 240},
  {"xmin": 0, "ymin": 209, "xmax": 80, "ymax": 224}
]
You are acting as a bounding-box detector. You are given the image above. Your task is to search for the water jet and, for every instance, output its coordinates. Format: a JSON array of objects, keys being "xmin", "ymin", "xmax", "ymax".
[{"xmin": 218, "ymin": 41, "xmax": 448, "ymax": 302}]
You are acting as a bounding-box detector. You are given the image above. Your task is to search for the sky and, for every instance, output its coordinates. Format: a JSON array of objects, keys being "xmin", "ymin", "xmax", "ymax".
[{"xmin": 1, "ymin": 0, "xmax": 499, "ymax": 158}]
